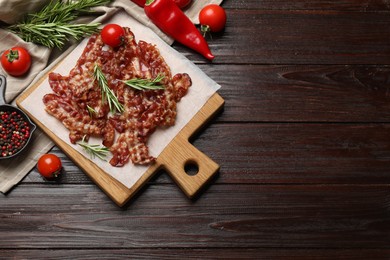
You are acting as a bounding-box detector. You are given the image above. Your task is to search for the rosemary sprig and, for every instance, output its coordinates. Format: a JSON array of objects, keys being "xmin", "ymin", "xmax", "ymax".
[
  {"xmin": 122, "ymin": 74, "xmax": 165, "ymax": 91},
  {"xmin": 8, "ymin": 0, "xmax": 112, "ymax": 48},
  {"xmin": 27, "ymin": 0, "xmax": 111, "ymax": 24},
  {"xmin": 11, "ymin": 22, "xmax": 101, "ymax": 49},
  {"xmin": 77, "ymin": 136, "xmax": 109, "ymax": 161},
  {"xmin": 93, "ymin": 64, "xmax": 124, "ymax": 114},
  {"xmin": 87, "ymin": 105, "xmax": 97, "ymax": 117}
]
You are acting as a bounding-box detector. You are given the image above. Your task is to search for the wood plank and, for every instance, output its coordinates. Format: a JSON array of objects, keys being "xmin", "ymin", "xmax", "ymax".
[
  {"xmin": 23, "ymin": 123, "xmax": 390, "ymax": 184},
  {"xmin": 192, "ymin": 123, "xmax": 390, "ymax": 184},
  {"xmin": 222, "ymin": 0, "xmax": 390, "ymax": 11},
  {"xmin": 179, "ymin": 10, "xmax": 390, "ymax": 64},
  {"xmin": 200, "ymin": 65, "xmax": 390, "ymax": 122},
  {"xmin": 1, "ymin": 249, "xmax": 389, "ymax": 259},
  {"xmin": 1, "ymin": 184, "xmax": 389, "ymax": 248}
]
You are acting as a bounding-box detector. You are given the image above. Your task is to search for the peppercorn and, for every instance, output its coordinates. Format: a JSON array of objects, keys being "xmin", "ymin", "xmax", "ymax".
[{"xmin": 0, "ymin": 111, "xmax": 31, "ymax": 158}]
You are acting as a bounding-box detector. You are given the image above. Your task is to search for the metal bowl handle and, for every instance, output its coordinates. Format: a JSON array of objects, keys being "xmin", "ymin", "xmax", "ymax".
[{"xmin": 0, "ymin": 75, "xmax": 6, "ymax": 106}]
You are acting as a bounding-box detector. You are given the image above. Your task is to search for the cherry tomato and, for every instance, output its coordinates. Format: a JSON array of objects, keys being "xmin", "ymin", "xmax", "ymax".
[
  {"xmin": 37, "ymin": 154, "xmax": 62, "ymax": 179},
  {"xmin": 199, "ymin": 4, "xmax": 227, "ymax": 33},
  {"xmin": 1, "ymin": 47, "xmax": 32, "ymax": 77},
  {"xmin": 101, "ymin": 24, "xmax": 125, "ymax": 48},
  {"xmin": 174, "ymin": 0, "xmax": 192, "ymax": 9}
]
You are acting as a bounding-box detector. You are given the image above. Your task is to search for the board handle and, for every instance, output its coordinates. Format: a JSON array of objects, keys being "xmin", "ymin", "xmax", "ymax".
[{"xmin": 158, "ymin": 135, "xmax": 220, "ymax": 198}]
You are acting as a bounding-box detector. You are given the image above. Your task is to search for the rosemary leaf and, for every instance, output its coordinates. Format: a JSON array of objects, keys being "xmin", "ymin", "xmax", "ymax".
[
  {"xmin": 93, "ymin": 64, "xmax": 124, "ymax": 114},
  {"xmin": 77, "ymin": 136, "xmax": 109, "ymax": 161},
  {"xmin": 87, "ymin": 105, "xmax": 97, "ymax": 117},
  {"xmin": 122, "ymin": 74, "xmax": 165, "ymax": 91},
  {"xmin": 8, "ymin": 0, "xmax": 112, "ymax": 48}
]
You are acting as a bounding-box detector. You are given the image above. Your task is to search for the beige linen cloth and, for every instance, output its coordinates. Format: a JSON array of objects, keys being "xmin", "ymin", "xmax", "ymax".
[{"xmin": 0, "ymin": 0, "xmax": 222, "ymax": 193}]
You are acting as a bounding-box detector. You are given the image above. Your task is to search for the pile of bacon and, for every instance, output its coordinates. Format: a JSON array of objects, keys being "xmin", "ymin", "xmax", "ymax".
[{"xmin": 43, "ymin": 27, "xmax": 191, "ymax": 167}]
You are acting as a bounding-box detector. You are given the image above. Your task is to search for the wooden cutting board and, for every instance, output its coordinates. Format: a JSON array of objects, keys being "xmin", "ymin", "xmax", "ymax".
[{"xmin": 16, "ymin": 77, "xmax": 224, "ymax": 206}]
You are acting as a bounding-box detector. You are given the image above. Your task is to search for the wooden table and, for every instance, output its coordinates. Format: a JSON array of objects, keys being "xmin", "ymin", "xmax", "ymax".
[{"xmin": 2, "ymin": 1, "xmax": 390, "ymax": 258}]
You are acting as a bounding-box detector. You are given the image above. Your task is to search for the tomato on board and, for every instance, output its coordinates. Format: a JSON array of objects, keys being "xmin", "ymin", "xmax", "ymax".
[
  {"xmin": 174, "ymin": 0, "xmax": 192, "ymax": 9},
  {"xmin": 37, "ymin": 154, "xmax": 62, "ymax": 179},
  {"xmin": 101, "ymin": 24, "xmax": 126, "ymax": 48},
  {"xmin": 199, "ymin": 4, "xmax": 227, "ymax": 33},
  {"xmin": 1, "ymin": 47, "xmax": 32, "ymax": 77}
]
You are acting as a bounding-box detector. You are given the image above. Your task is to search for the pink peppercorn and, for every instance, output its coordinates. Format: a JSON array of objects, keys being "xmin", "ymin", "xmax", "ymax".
[{"xmin": 0, "ymin": 111, "xmax": 31, "ymax": 157}]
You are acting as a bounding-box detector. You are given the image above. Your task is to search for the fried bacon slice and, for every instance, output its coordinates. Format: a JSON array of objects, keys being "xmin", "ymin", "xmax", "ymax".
[{"xmin": 43, "ymin": 27, "xmax": 191, "ymax": 166}]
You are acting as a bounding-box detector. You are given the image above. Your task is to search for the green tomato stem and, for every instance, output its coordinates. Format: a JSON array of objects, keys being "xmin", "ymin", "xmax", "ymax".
[{"xmin": 6, "ymin": 50, "xmax": 19, "ymax": 62}]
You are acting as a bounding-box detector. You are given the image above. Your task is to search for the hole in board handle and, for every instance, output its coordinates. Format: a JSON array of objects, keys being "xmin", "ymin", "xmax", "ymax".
[{"xmin": 184, "ymin": 160, "xmax": 199, "ymax": 176}]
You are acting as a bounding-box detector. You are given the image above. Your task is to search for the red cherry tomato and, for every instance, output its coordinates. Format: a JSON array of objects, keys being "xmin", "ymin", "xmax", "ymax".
[
  {"xmin": 174, "ymin": 0, "xmax": 192, "ymax": 9},
  {"xmin": 101, "ymin": 24, "xmax": 125, "ymax": 48},
  {"xmin": 199, "ymin": 4, "xmax": 227, "ymax": 33},
  {"xmin": 1, "ymin": 47, "xmax": 32, "ymax": 77},
  {"xmin": 37, "ymin": 154, "xmax": 62, "ymax": 179}
]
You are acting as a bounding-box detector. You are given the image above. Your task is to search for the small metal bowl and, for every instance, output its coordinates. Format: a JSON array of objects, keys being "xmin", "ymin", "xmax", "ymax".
[{"xmin": 0, "ymin": 75, "xmax": 36, "ymax": 159}]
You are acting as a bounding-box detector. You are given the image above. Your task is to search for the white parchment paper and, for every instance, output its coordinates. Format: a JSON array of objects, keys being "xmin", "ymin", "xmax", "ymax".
[{"xmin": 20, "ymin": 11, "xmax": 220, "ymax": 189}]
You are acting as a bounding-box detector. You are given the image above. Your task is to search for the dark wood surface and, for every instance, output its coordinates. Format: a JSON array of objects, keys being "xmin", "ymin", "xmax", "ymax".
[{"xmin": 2, "ymin": 1, "xmax": 390, "ymax": 259}]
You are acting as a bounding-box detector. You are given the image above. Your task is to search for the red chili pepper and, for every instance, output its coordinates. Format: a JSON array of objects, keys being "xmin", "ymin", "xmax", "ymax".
[
  {"xmin": 131, "ymin": 0, "xmax": 146, "ymax": 7},
  {"xmin": 144, "ymin": 0, "xmax": 214, "ymax": 60}
]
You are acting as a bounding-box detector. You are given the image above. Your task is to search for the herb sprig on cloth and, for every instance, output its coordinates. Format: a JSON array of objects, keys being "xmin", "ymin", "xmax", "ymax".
[{"xmin": 9, "ymin": 0, "xmax": 111, "ymax": 48}]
